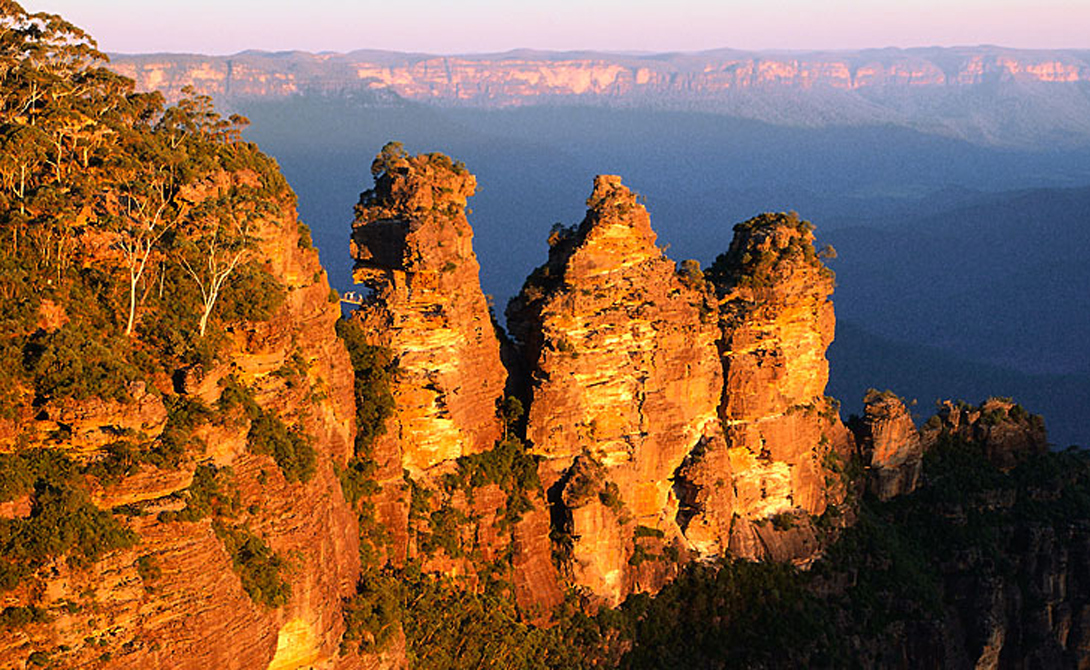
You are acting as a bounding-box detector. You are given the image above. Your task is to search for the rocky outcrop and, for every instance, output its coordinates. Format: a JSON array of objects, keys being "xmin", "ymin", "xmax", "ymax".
[
  {"xmin": 349, "ymin": 145, "xmax": 506, "ymax": 475},
  {"xmin": 705, "ymin": 212, "xmax": 851, "ymax": 561},
  {"xmin": 0, "ymin": 180, "xmax": 365, "ymax": 669},
  {"xmin": 852, "ymin": 389, "xmax": 924, "ymax": 500},
  {"xmin": 347, "ymin": 147, "xmax": 561, "ymax": 620},
  {"xmin": 922, "ymin": 397, "xmax": 1048, "ymax": 471},
  {"xmin": 507, "ymin": 175, "xmax": 725, "ymax": 604}
]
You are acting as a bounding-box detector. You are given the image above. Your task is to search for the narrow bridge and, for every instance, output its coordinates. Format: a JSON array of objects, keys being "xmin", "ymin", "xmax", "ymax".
[{"xmin": 340, "ymin": 291, "xmax": 366, "ymax": 305}]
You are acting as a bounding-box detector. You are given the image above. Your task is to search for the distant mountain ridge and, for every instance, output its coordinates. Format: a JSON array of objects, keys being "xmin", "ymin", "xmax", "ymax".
[
  {"xmin": 108, "ymin": 46, "xmax": 1090, "ymax": 147},
  {"xmin": 109, "ymin": 46, "xmax": 1090, "ymax": 100}
]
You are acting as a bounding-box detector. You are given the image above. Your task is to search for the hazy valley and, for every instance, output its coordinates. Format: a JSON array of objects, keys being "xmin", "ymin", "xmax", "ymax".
[{"xmin": 208, "ymin": 82, "xmax": 1090, "ymax": 447}]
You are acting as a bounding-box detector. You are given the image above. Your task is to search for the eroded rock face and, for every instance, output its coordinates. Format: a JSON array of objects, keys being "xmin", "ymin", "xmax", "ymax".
[
  {"xmin": 347, "ymin": 148, "xmax": 562, "ymax": 622},
  {"xmin": 349, "ymin": 147, "xmax": 506, "ymax": 475},
  {"xmin": 703, "ymin": 212, "xmax": 851, "ymax": 561},
  {"xmin": 852, "ymin": 390, "xmax": 925, "ymax": 500},
  {"xmin": 0, "ymin": 185, "xmax": 364, "ymax": 669},
  {"xmin": 507, "ymin": 176, "xmax": 724, "ymax": 604}
]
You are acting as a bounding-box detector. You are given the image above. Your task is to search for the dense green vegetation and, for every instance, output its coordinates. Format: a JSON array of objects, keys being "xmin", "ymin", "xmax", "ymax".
[
  {"xmin": 334, "ymin": 317, "xmax": 396, "ymax": 571},
  {"xmin": 158, "ymin": 463, "xmax": 240, "ymax": 523},
  {"xmin": 336, "ymin": 317, "xmax": 401, "ymax": 653},
  {"xmin": 336, "ymin": 319, "xmax": 396, "ymax": 461},
  {"xmin": 706, "ymin": 211, "xmax": 832, "ymax": 292},
  {"xmin": 338, "ymin": 435, "xmax": 1090, "ymax": 668},
  {"xmin": 213, "ymin": 521, "xmax": 292, "ymax": 608},
  {"xmin": 400, "ymin": 568, "xmax": 582, "ymax": 669},
  {"xmin": 0, "ymin": 1, "xmax": 292, "ymax": 419},
  {"xmin": 247, "ymin": 409, "xmax": 316, "ymax": 484},
  {"xmin": 446, "ymin": 434, "xmax": 540, "ymax": 524},
  {"xmin": 596, "ymin": 438, "xmax": 1090, "ymax": 667},
  {"xmin": 0, "ymin": 448, "xmax": 136, "ymax": 591}
]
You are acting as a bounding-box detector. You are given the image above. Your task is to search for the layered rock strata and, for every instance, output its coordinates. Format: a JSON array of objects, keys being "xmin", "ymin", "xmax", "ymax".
[
  {"xmin": 0, "ymin": 180, "xmax": 363, "ymax": 669},
  {"xmin": 347, "ymin": 147, "xmax": 562, "ymax": 618},
  {"xmin": 507, "ymin": 176, "xmax": 726, "ymax": 604},
  {"xmin": 703, "ymin": 212, "xmax": 851, "ymax": 561},
  {"xmin": 349, "ymin": 146, "xmax": 506, "ymax": 475}
]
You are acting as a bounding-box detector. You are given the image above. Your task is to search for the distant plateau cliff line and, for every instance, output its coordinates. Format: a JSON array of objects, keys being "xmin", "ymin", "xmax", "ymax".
[{"xmin": 109, "ymin": 47, "xmax": 1090, "ymax": 104}]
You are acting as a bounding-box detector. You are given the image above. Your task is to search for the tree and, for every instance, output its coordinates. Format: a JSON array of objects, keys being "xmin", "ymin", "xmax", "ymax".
[
  {"xmin": 112, "ymin": 162, "xmax": 180, "ymax": 336},
  {"xmin": 178, "ymin": 183, "xmax": 262, "ymax": 337},
  {"xmin": 501, "ymin": 396, "xmax": 524, "ymax": 440},
  {"xmin": 678, "ymin": 259, "xmax": 706, "ymax": 291}
]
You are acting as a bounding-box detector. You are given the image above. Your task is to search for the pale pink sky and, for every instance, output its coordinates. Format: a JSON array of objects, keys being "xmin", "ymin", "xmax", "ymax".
[{"xmin": 21, "ymin": 0, "xmax": 1090, "ymax": 55}]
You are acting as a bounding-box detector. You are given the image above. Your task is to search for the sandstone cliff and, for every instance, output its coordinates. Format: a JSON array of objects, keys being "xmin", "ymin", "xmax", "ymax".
[
  {"xmin": 0, "ymin": 179, "xmax": 364, "ymax": 669},
  {"xmin": 507, "ymin": 175, "xmax": 724, "ymax": 604},
  {"xmin": 7, "ymin": 3, "xmax": 1084, "ymax": 665},
  {"xmin": 345, "ymin": 145, "xmax": 562, "ymax": 620},
  {"xmin": 703, "ymin": 212, "xmax": 851, "ymax": 562},
  {"xmin": 107, "ymin": 48, "xmax": 1090, "ymax": 147},
  {"xmin": 111, "ymin": 48, "xmax": 1090, "ymax": 105},
  {"xmin": 349, "ymin": 144, "xmax": 506, "ymax": 475}
]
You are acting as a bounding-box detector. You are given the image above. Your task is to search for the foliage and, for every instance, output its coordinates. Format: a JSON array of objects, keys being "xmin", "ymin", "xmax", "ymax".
[
  {"xmin": 158, "ymin": 463, "xmax": 240, "ymax": 523},
  {"xmin": 135, "ymin": 554, "xmax": 161, "ymax": 589},
  {"xmin": 336, "ymin": 318, "xmax": 396, "ymax": 456},
  {"xmin": 400, "ymin": 567, "xmax": 585, "ymax": 670},
  {"xmin": 770, "ymin": 511, "xmax": 797, "ymax": 531},
  {"xmin": 598, "ymin": 481, "xmax": 624, "ymax": 512},
  {"xmin": 213, "ymin": 261, "xmax": 286, "ymax": 325},
  {"xmin": 500, "ymin": 396, "xmax": 524, "ymax": 437},
  {"xmin": 0, "ymin": 448, "xmax": 75, "ymax": 502},
  {"xmin": 22, "ymin": 322, "xmax": 139, "ymax": 402},
  {"xmin": 155, "ymin": 394, "xmax": 214, "ymax": 466},
  {"xmin": 677, "ymin": 259, "xmax": 706, "ymax": 291},
  {"xmin": 82, "ymin": 397, "xmax": 208, "ymax": 482},
  {"xmin": 0, "ymin": 605, "xmax": 50, "ymax": 628},
  {"xmin": 247, "ymin": 409, "xmax": 316, "ymax": 484},
  {"xmin": 0, "ymin": 447, "xmax": 135, "ymax": 590},
  {"xmin": 334, "ymin": 318, "xmax": 398, "ymax": 567},
  {"xmin": 336, "ymin": 456, "xmax": 380, "ymax": 507},
  {"xmin": 706, "ymin": 211, "xmax": 830, "ymax": 293},
  {"xmin": 0, "ymin": 479, "xmax": 136, "ymax": 591},
  {"xmin": 341, "ymin": 568, "xmax": 403, "ymax": 654},
  {"xmin": 633, "ymin": 525, "xmax": 664, "ymax": 540},
  {"xmin": 216, "ymin": 374, "xmax": 261, "ymax": 420},
  {"xmin": 438, "ymin": 437, "xmax": 540, "ymax": 527},
  {"xmin": 0, "ymin": 1, "xmax": 297, "ymax": 415},
  {"xmin": 213, "ymin": 521, "xmax": 291, "ymax": 608},
  {"xmin": 419, "ymin": 505, "xmax": 467, "ymax": 558},
  {"xmin": 615, "ymin": 559, "xmax": 836, "ymax": 668}
]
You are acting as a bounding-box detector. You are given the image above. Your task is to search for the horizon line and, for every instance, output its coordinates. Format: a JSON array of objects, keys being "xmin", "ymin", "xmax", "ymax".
[{"xmin": 104, "ymin": 44, "xmax": 1090, "ymax": 60}]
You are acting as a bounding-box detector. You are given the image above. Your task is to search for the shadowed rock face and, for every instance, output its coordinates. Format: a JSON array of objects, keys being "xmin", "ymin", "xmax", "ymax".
[
  {"xmin": 507, "ymin": 175, "xmax": 727, "ymax": 604},
  {"xmin": 852, "ymin": 390, "xmax": 924, "ymax": 500},
  {"xmin": 704, "ymin": 212, "xmax": 853, "ymax": 561},
  {"xmin": 349, "ymin": 148, "xmax": 506, "ymax": 475},
  {"xmin": 922, "ymin": 397, "xmax": 1049, "ymax": 470}
]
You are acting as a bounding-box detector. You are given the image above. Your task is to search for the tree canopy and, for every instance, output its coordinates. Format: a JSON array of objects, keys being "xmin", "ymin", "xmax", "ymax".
[{"xmin": 0, "ymin": 0, "xmax": 292, "ymax": 415}]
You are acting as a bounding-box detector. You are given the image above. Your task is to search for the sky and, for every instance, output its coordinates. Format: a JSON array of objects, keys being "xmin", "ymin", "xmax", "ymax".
[{"xmin": 20, "ymin": 0, "xmax": 1090, "ymax": 55}]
